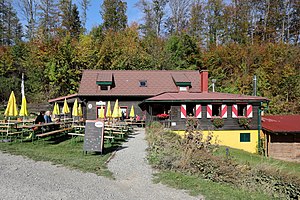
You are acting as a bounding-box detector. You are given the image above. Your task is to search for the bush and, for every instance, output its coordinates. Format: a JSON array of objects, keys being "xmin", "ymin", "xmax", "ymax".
[{"xmin": 146, "ymin": 121, "xmax": 300, "ymax": 199}]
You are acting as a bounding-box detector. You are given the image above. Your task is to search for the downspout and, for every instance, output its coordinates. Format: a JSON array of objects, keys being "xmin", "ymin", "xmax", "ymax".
[
  {"xmin": 258, "ymin": 101, "xmax": 262, "ymax": 154},
  {"xmin": 258, "ymin": 101, "xmax": 269, "ymax": 155}
]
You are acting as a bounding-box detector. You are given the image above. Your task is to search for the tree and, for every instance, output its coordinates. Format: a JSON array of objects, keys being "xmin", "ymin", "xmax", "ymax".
[
  {"xmin": 100, "ymin": 0, "xmax": 127, "ymax": 32},
  {"xmin": 69, "ymin": 4, "xmax": 82, "ymax": 38},
  {"xmin": 189, "ymin": 0, "xmax": 205, "ymax": 44},
  {"xmin": 165, "ymin": 33, "xmax": 200, "ymax": 70},
  {"xmin": 138, "ymin": 0, "xmax": 168, "ymax": 37},
  {"xmin": 59, "ymin": 1, "xmax": 81, "ymax": 38},
  {"xmin": 18, "ymin": 0, "xmax": 38, "ymax": 40},
  {"xmin": 80, "ymin": 0, "xmax": 90, "ymax": 32},
  {"xmin": 38, "ymin": 0, "xmax": 59, "ymax": 40},
  {"xmin": 167, "ymin": 0, "xmax": 191, "ymax": 34},
  {"xmin": 0, "ymin": 0, "xmax": 22, "ymax": 46}
]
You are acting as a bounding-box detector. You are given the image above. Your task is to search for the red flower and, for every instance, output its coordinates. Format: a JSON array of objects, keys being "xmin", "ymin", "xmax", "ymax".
[{"xmin": 157, "ymin": 113, "xmax": 169, "ymax": 119}]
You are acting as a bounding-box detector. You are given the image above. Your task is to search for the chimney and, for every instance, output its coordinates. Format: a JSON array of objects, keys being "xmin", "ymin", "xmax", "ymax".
[{"xmin": 200, "ymin": 70, "xmax": 208, "ymax": 93}]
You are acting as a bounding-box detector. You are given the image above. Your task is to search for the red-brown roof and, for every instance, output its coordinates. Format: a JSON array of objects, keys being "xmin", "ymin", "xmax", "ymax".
[
  {"xmin": 145, "ymin": 92, "xmax": 268, "ymax": 102},
  {"xmin": 48, "ymin": 93, "xmax": 78, "ymax": 103},
  {"xmin": 262, "ymin": 115, "xmax": 300, "ymax": 133},
  {"xmin": 78, "ymin": 70, "xmax": 201, "ymax": 96}
]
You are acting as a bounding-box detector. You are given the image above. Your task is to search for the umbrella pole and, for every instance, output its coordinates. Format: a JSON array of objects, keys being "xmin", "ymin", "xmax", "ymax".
[{"xmin": 7, "ymin": 117, "xmax": 10, "ymax": 139}]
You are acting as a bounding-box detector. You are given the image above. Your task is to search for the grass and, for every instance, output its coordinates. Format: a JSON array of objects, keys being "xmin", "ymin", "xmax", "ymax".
[
  {"xmin": 153, "ymin": 171, "xmax": 273, "ymax": 200},
  {"xmin": 0, "ymin": 136, "xmax": 123, "ymax": 178},
  {"xmin": 214, "ymin": 146, "xmax": 300, "ymax": 177}
]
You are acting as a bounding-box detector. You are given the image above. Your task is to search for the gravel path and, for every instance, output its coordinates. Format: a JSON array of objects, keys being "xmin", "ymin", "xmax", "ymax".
[{"xmin": 0, "ymin": 128, "xmax": 201, "ymax": 200}]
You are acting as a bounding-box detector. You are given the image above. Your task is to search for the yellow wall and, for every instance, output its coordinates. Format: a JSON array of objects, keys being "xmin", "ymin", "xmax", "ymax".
[{"xmin": 175, "ymin": 130, "xmax": 258, "ymax": 153}]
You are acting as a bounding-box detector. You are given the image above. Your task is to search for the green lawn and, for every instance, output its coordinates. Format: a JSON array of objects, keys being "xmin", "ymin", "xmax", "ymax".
[
  {"xmin": 0, "ymin": 136, "xmax": 122, "ymax": 178},
  {"xmin": 214, "ymin": 146, "xmax": 300, "ymax": 177},
  {"xmin": 154, "ymin": 171, "xmax": 273, "ymax": 200}
]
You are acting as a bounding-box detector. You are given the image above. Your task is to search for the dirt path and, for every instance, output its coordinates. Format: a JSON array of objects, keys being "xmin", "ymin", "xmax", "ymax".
[{"xmin": 0, "ymin": 128, "xmax": 202, "ymax": 200}]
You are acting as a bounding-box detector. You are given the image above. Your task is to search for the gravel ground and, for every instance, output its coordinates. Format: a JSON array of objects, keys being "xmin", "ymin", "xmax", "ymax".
[{"xmin": 0, "ymin": 128, "xmax": 202, "ymax": 200}]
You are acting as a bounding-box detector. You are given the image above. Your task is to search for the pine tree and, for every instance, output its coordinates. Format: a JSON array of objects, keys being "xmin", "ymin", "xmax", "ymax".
[
  {"xmin": 38, "ymin": 0, "xmax": 59, "ymax": 40},
  {"xmin": 0, "ymin": 0, "xmax": 22, "ymax": 45},
  {"xmin": 100, "ymin": 0, "xmax": 127, "ymax": 32},
  {"xmin": 70, "ymin": 4, "xmax": 82, "ymax": 38}
]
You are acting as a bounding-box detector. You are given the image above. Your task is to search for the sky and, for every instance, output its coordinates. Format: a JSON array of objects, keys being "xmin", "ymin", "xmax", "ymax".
[{"xmin": 83, "ymin": 0, "xmax": 142, "ymax": 31}]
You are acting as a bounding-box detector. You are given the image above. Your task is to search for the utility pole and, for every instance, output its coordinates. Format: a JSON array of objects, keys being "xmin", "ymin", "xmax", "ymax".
[{"xmin": 253, "ymin": 75, "xmax": 257, "ymax": 96}]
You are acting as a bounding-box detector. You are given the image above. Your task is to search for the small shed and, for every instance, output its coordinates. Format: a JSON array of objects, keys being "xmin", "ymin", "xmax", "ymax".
[{"xmin": 262, "ymin": 115, "xmax": 300, "ymax": 161}]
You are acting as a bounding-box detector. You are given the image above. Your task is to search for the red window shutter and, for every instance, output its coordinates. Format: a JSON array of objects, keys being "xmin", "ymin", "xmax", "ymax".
[
  {"xmin": 246, "ymin": 105, "xmax": 253, "ymax": 118},
  {"xmin": 232, "ymin": 104, "xmax": 238, "ymax": 118},
  {"xmin": 181, "ymin": 104, "xmax": 186, "ymax": 118},
  {"xmin": 195, "ymin": 105, "xmax": 201, "ymax": 118},
  {"xmin": 207, "ymin": 105, "xmax": 212, "ymax": 118},
  {"xmin": 221, "ymin": 105, "xmax": 227, "ymax": 118}
]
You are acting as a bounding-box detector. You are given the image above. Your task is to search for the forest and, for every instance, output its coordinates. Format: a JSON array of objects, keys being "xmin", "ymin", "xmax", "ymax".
[{"xmin": 0, "ymin": 0, "xmax": 299, "ymax": 114}]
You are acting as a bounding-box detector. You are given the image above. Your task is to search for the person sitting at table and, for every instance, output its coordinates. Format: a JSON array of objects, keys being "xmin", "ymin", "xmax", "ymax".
[
  {"xmin": 44, "ymin": 110, "xmax": 52, "ymax": 123},
  {"xmin": 135, "ymin": 114, "xmax": 140, "ymax": 121},
  {"xmin": 35, "ymin": 111, "xmax": 45, "ymax": 124}
]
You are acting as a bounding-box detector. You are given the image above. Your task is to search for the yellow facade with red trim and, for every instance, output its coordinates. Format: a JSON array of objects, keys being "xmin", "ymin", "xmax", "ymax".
[{"xmin": 175, "ymin": 130, "xmax": 259, "ymax": 153}]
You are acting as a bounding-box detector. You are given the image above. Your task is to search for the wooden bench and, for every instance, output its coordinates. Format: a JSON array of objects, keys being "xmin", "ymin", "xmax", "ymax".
[
  {"xmin": 104, "ymin": 135, "xmax": 115, "ymax": 144},
  {"xmin": 36, "ymin": 127, "xmax": 73, "ymax": 139}
]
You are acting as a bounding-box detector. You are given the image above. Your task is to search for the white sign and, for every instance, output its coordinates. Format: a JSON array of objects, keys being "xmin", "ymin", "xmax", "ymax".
[
  {"xmin": 88, "ymin": 104, "xmax": 93, "ymax": 109},
  {"xmin": 171, "ymin": 122, "xmax": 177, "ymax": 126},
  {"xmin": 95, "ymin": 121, "xmax": 104, "ymax": 128},
  {"xmin": 96, "ymin": 101, "xmax": 106, "ymax": 106}
]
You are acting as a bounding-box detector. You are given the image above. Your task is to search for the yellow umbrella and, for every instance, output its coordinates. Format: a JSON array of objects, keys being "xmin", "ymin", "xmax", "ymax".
[
  {"xmin": 19, "ymin": 96, "xmax": 28, "ymax": 117},
  {"xmin": 129, "ymin": 105, "xmax": 135, "ymax": 118},
  {"xmin": 53, "ymin": 102, "xmax": 60, "ymax": 115},
  {"xmin": 106, "ymin": 101, "xmax": 112, "ymax": 118},
  {"xmin": 4, "ymin": 91, "xmax": 18, "ymax": 117},
  {"xmin": 112, "ymin": 99, "xmax": 119, "ymax": 118},
  {"xmin": 62, "ymin": 98, "xmax": 70, "ymax": 114},
  {"xmin": 78, "ymin": 103, "xmax": 83, "ymax": 117},
  {"xmin": 119, "ymin": 107, "xmax": 122, "ymax": 118},
  {"xmin": 99, "ymin": 105, "xmax": 105, "ymax": 119},
  {"xmin": 72, "ymin": 99, "xmax": 79, "ymax": 116}
]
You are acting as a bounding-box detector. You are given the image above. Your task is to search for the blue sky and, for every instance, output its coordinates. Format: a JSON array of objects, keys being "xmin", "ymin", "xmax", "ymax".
[{"xmin": 84, "ymin": 0, "xmax": 142, "ymax": 31}]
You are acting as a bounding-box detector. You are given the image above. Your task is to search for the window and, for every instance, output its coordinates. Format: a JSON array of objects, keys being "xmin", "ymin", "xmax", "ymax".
[
  {"xmin": 100, "ymin": 85, "xmax": 108, "ymax": 90},
  {"xmin": 238, "ymin": 104, "xmax": 247, "ymax": 116},
  {"xmin": 179, "ymin": 86, "xmax": 187, "ymax": 91},
  {"xmin": 212, "ymin": 104, "xmax": 221, "ymax": 116},
  {"xmin": 139, "ymin": 80, "xmax": 147, "ymax": 87},
  {"xmin": 240, "ymin": 133, "xmax": 250, "ymax": 142},
  {"xmin": 186, "ymin": 104, "xmax": 195, "ymax": 117}
]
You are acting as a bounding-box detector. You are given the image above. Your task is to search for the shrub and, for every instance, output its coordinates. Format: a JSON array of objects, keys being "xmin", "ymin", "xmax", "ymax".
[
  {"xmin": 238, "ymin": 117, "xmax": 251, "ymax": 129},
  {"xmin": 211, "ymin": 117, "xmax": 224, "ymax": 128},
  {"xmin": 146, "ymin": 121, "xmax": 300, "ymax": 199}
]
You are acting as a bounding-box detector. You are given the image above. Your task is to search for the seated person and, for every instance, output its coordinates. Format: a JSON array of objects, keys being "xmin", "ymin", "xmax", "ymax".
[
  {"xmin": 44, "ymin": 110, "xmax": 52, "ymax": 123},
  {"xmin": 135, "ymin": 115, "xmax": 140, "ymax": 121},
  {"xmin": 35, "ymin": 111, "xmax": 45, "ymax": 124}
]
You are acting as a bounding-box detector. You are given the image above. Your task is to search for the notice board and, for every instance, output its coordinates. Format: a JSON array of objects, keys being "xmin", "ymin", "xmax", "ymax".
[{"xmin": 83, "ymin": 120, "xmax": 104, "ymax": 153}]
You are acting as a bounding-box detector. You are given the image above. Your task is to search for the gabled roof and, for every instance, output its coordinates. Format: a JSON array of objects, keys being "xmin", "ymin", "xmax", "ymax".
[
  {"xmin": 78, "ymin": 70, "xmax": 201, "ymax": 96},
  {"xmin": 144, "ymin": 92, "xmax": 268, "ymax": 102},
  {"xmin": 262, "ymin": 115, "xmax": 300, "ymax": 133}
]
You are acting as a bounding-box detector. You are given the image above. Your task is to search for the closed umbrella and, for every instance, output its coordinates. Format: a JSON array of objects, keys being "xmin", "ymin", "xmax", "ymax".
[
  {"xmin": 62, "ymin": 98, "xmax": 70, "ymax": 121},
  {"xmin": 129, "ymin": 105, "xmax": 135, "ymax": 118},
  {"xmin": 106, "ymin": 101, "xmax": 112, "ymax": 118},
  {"xmin": 53, "ymin": 102, "xmax": 60, "ymax": 115},
  {"xmin": 19, "ymin": 96, "xmax": 28, "ymax": 117},
  {"xmin": 62, "ymin": 98, "xmax": 70, "ymax": 114},
  {"xmin": 4, "ymin": 91, "xmax": 18, "ymax": 117},
  {"xmin": 78, "ymin": 104, "xmax": 83, "ymax": 117},
  {"xmin": 4, "ymin": 91, "xmax": 18, "ymax": 135},
  {"xmin": 72, "ymin": 99, "xmax": 79, "ymax": 117},
  {"xmin": 99, "ymin": 105, "xmax": 105, "ymax": 119},
  {"xmin": 112, "ymin": 99, "xmax": 119, "ymax": 118}
]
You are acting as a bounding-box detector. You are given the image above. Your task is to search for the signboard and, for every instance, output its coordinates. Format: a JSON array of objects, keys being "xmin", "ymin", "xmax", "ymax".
[
  {"xmin": 83, "ymin": 120, "xmax": 104, "ymax": 153},
  {"xmin": 96, "ymin": 101, "xmax": 106, "ymax": 106}
]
